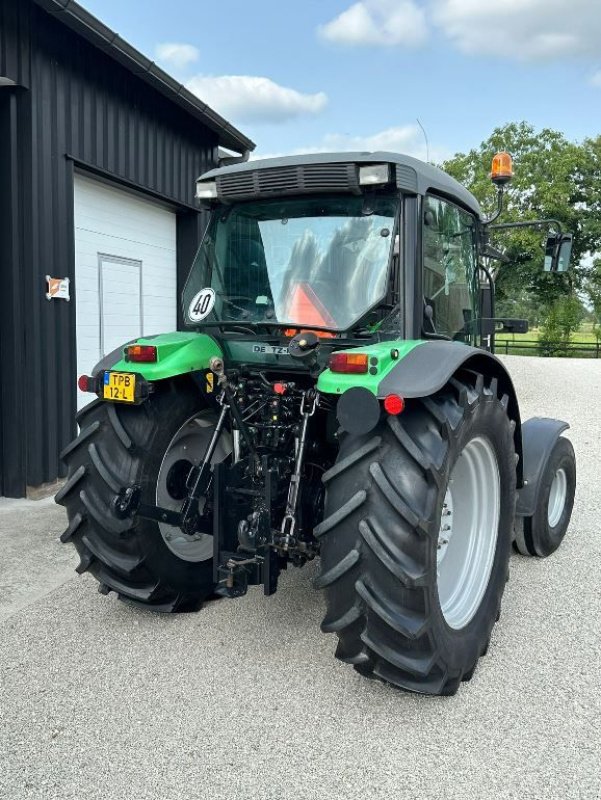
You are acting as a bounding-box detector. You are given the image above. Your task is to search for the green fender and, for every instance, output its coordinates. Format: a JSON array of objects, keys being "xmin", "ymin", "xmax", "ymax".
[
  {"xmin": 316, "ymin": 340, "xmax": 425, "ymax": 395},
  {"xmin": 93, "ymin": 332, "xmax": 222, "ymax": 381},
  {"xmin": 318, "ymin": 339, "xmax": 524, "ymax": 485}
]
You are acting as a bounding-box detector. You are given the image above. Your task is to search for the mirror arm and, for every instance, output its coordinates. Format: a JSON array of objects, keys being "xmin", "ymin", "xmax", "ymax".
[{"xmin": 488, "ymin": 218, "xmax": 563, "ymax": 235}]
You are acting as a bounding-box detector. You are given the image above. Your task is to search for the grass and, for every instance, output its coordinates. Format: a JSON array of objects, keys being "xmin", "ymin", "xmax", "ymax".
[
  {"xmin": 494, "ymin": 327, "xmax": 600, "ymax": 358},
  {"xmin": 495, "ymin": 326, "xmax": 599, "ymax": 345}
]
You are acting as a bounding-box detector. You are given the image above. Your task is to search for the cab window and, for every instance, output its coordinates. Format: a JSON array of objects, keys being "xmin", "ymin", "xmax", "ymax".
[{"xmin": 422, "ymin": 196, "xmax": 477, "ymax": 342}]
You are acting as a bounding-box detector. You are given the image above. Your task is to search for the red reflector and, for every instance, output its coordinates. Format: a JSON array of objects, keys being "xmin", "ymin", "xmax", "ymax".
[
  {"xmin": 329, "ymin": 352, "xmax": 369, "ymax": 374},
  {"xmin": 125, "ymin": 345, "xmax": 157, "ymax": 363},
  {"xmin": 78, "ymin": 375, "xmax": 92, "ymax": 392},
  {"xmin": 383, "ymin": 394, "xmax": 405, "ymax": 415},
  {"xmin": 273, "ymin": 382, "xmax": 287, "ymax": 395}
]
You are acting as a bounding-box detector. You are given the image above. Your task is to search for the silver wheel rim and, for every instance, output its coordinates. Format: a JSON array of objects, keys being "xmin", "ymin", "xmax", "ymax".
[
  {"xmin": 437, "ymin": 436, "xmax": 500, "ymax": 630},
  {"xmin": 547, "ymin": 467, "xmax": 567, "ymax": 528},
  {"xmin": 156, "ymin": 411, "xmax": 231, "ymax": 563}
]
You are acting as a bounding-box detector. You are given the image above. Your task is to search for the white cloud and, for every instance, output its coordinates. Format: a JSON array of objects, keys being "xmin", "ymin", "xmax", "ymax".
[
  {"xmin": 253, "ymin": 124, "xmax": 449, "ymax": 163},
  {"xmin": 186, "ymin": 75, "xmax": 327, "ymax": 123},
  {"xmin": 318, "ymin": 0, "xmax": 601, "ymax": 61},
  {"xmin": 432, "ymin": 0, "xmax": 601, "ymax": 60},
  {"xmin": 591, "ymin": 70, "xmax": 601, "ymax": 87},
  {"xmin": 318, "ymin": 0, "xmax": 428, "ymax": 47},
  {"xmin": 321, "ymin": 125, "xmax": 427, "ymax": 153},
  {"xmin": 155, "ymin": 42, "xmax": 200, "ymax": 70}
]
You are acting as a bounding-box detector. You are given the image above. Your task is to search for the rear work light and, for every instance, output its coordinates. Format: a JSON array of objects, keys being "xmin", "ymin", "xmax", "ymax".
[
  {"xmin": 329, "ymin": 352, "xmax": 369, "ymax": 374},
  {"xmin": 359, "ymin": 163, "xmax": 390, "ymax": 186},
  {"xmin": 125, "ymin": 344, "xmax": 157, "ymax": 363},
  {"xmin": 195, "ymin": 180, "xmax": 218, "ymax": 199}
]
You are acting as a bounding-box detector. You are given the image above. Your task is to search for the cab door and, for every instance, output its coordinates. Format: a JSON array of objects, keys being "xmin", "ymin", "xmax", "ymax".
[{"xmin": 421, "ymin": 195, "xmax": 479, "ymax": 344}]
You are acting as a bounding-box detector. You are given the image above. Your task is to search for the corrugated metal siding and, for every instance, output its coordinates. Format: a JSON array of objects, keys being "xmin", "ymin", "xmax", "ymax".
[
  {"xmin": 30, "ymin": 6, "xmax": 217, "ymax": 206},
  {"xmin": 0, "ymin": 88, "xmax": 29, "ymax": 496},
  {"xmin": 0, "ymin": 0, "xmax": 30, "ymax": 86},
  {"xmin": 1, "ymin": 1, "xmax": 218, "ymax": 491}
]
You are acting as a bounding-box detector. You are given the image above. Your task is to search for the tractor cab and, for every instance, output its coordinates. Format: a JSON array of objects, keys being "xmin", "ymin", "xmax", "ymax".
[
  {"xmin": 184, "ymin": 151, "xmax": 572, "ymax": 358},
  {"xmin": 184, "ymin": 152, "xmax": 487, "ymax": 354}
]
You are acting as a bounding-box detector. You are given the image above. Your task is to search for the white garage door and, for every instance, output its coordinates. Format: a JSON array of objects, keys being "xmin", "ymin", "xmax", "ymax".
[{"xmin": 74, "ymin": 173, "xmax": 177, "ymax": 408}]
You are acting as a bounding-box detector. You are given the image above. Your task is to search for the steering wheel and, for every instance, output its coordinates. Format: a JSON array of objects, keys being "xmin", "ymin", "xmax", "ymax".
[{"xmin": 217, "ymin": 293, "xmax": 258, "ymax": 317}]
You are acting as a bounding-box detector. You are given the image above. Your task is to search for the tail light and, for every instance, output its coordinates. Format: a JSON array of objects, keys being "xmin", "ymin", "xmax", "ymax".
[
  {"xmin": 383, "ymin": 394, "xmax": 405, "ymax": 415},
  {"xmin": 125, "ymin": 344, "xmax": 157, "ymax": 363},
  {"xmin": 78, "ymin": 375, "xmax": 94, "ymax": 392},
  {"xmin": 329, "ymin": 352, "xmax": 368, "ymax": 374}
]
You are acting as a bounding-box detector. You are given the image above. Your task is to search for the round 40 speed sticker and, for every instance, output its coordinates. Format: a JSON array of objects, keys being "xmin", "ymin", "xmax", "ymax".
[{"xmin": 188, "ymin": 288, "xmax": 216, "ymax": 322}]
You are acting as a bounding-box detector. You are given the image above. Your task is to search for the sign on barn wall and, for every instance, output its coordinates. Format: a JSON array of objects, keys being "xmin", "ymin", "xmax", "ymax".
[{"xmin": 46, "ymin": 276, "xmax": 70, "ymax": 301}]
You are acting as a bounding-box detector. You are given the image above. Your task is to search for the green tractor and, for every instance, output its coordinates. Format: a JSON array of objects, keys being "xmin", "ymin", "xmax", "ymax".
[{"xmin": 57, "ymin": 150, "xmax": 576, "ymax": 695}]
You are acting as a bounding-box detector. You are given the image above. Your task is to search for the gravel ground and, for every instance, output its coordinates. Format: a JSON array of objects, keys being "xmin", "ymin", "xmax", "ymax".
[{"xmin": 0, "ymin": 356, "xmax": 600, "ymax": 800}]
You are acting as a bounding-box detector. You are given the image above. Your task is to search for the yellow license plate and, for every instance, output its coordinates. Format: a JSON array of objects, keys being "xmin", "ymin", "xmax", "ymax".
[{"xmin": 103, "ymin": 371, "xmax": 136, "ymax": 402}]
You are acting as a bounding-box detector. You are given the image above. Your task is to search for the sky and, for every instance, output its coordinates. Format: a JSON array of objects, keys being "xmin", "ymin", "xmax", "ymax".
[{"xmin": 80, "ymin": 0, "xmax": 601, "ymax": 162}]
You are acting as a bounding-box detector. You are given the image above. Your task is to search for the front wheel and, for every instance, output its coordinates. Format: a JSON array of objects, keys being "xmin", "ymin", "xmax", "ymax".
[
  {"xmin": 56, "ymin": 381, "xmax": 230, "ymax": 612},
  {"xmin": 514, "ymin": 437, "xmax": 576, "ymax": 558},
  {"xmin": 315, "ymin": 373, "xmax": 517, "ymax": 695}
]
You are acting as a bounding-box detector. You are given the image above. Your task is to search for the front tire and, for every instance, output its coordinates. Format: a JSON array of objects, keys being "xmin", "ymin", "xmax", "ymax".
[
  {"xmin": 315, "ymin": 373, "xmax": 516, "ymax": 695},
  {"xmin": 515, "ymin": 437, "xmax": 576, "ymax": 558},
  {"xmin": 56, "ymin": 381, "xmax": 229, "ymax": 612}
]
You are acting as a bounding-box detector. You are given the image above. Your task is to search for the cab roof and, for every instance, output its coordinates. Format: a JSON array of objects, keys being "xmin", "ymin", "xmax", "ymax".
[{"xmin": 199, "ymin": 151, "xmax": 481, "ymax": 217}]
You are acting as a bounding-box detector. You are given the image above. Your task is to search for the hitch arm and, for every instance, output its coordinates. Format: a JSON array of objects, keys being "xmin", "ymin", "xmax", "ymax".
[
  {"xmin": 113, "ymin": 486, "xmax": 184, "ymax": 526},
  {"xmin": 279, "ymin": 390, "xmax": 318, "ymax": 549},
  {"xmin": 114, "ymin": 394, "xmax": 230, "ymax": 535},
  {"xmin": 179, "ymin": 400, "xmax": 229, "ymax": 534}
]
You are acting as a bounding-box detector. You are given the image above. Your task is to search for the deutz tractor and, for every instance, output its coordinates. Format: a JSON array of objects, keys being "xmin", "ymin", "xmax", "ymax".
[{"xmin": 57, "ymin": 150, "xmax": 576, "ymax": 695}]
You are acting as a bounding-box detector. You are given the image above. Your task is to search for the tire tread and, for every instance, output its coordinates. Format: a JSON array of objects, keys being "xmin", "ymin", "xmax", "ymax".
[{"xmin": 317, "ymin": 372, "xmax": 515, "ymax": 695}]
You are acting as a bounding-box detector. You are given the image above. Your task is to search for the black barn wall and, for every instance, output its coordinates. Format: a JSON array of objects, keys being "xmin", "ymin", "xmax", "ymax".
[
  {"xmin": 0, "ymin": 0, "xmax": 217, "ymax": 494},
  {"xmin": 0, "ymin": 89, "xmax": 29, "ymax": 497},
  {"xmin": 0, "ymin": 0, "xmax": 31, "ymax": 87},
  {"xmin": 1, "ymin": 0, "xmax": 32, "ymax": 495}
]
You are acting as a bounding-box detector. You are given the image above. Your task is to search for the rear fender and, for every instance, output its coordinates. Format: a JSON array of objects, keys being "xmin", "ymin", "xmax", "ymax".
[
  {"xmin": 515, "ymin": 417, "xmax": 570, "ymax": 517},
  {"xmin": 91, "ymin": 332, "xmax": 223, "ymax": 382},
  {"xmin": 332, "ymin": 341, "xmax": 524, "ymax": 486}
]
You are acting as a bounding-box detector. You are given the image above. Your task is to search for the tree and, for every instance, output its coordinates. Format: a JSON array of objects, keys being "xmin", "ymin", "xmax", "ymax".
[
  {"xmin": 578, "ymin": 134, "xmax": 601, "ymax": 257},
  {"xmin": 538, "ymin": 295, "xmax": 586, "ymax": 356},
  {"xmin": 442, "ymin": 123, "xmax": 601, "ymax": 326},
  {"xmin": 584, "ymin": 258, "xmax": 601, "ymax": 341}
]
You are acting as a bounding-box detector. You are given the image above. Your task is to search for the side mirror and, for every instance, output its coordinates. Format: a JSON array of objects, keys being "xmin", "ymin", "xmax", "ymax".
[{"xmin": 544, "ymin": 232, "xmax": 573, "ymax": 272}]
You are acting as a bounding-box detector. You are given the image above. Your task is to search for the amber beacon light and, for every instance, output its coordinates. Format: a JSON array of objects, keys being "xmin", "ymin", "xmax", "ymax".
[{"xmin": 490, "ymin": 151, "xmax": 513, "ymax": 186}]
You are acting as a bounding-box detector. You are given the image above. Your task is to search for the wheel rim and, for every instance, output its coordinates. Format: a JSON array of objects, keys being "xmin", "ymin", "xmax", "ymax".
[
  {"xmin": 547, "ymin": 467, "xmax": 567, "ymax": 528},
  {"xmin": 156, "ymin": 411, "xmax": 231, "ymax": 563},
  {"xmin": 437, "ymin": 436, "xmax": 500, "ymax": 630}
]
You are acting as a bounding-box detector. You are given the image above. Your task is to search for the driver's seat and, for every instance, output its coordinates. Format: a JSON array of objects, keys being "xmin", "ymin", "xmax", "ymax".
[{"xmin": 224, "ymin": 237, "xmax": 270, "ymax": 299}]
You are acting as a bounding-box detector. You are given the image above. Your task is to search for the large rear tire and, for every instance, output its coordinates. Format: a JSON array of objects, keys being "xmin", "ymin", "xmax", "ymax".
[
  {"xmin": 315, "ymin": 373, "xmax": 516, "ymax": 695},
  {"xmin": 56, "ymin": 381, "xmax": 230, "ymax": 612}
]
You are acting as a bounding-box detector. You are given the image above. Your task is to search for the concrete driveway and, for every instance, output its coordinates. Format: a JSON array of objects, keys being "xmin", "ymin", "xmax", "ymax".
[{"xmin": 1, "ymin": 356, "xmax": 600, "ymax": 800}]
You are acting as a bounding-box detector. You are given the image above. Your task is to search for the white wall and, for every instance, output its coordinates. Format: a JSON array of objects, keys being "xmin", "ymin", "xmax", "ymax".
[{"xmin": 74, "ymin": 174, "xmax": 177, "ymax": 407}]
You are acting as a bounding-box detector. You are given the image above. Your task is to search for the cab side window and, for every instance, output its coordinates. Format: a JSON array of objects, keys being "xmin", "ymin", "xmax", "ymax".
[{"xmin": 422, "ymin": 196, "xmax": 477, "ymax": 341}]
